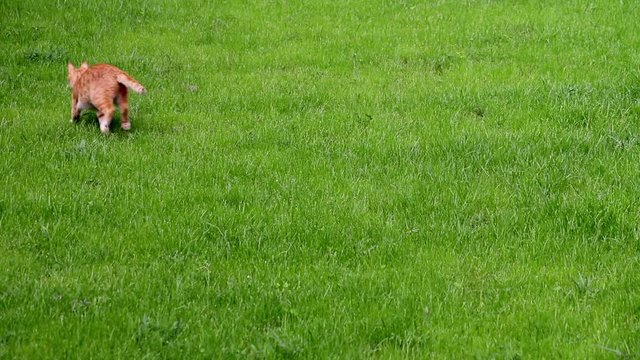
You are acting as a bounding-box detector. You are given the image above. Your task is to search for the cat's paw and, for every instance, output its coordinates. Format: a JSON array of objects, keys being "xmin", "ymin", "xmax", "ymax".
[
  {"xmin": 99, "ymin": 117, "xmax": 111, "ymax": 134},
  {"xmin": 121, "ymin": 122, "xmax": 131, "ymax": 131}
]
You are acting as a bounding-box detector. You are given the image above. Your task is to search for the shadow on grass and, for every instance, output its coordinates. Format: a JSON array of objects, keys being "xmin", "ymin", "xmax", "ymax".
[{"xmin": 75, "ymin": 111, "xmax": 134, "ymax": 135}]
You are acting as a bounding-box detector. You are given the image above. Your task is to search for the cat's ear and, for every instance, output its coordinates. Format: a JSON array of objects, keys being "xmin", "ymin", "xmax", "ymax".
[
  {"xmin": 67, "ymin": 63, "xmax": 75, "ymax": 73},
  {"xmin": 80, "ymin": 62, "xmax": 89, "ymax": 70}
]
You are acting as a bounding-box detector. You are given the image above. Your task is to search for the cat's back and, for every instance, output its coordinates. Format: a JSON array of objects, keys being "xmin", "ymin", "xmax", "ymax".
[
  {"xmin": 75, "ymin": 64, "xmax": 122, "ymax": 96},
  {"xmin": 84, "ymin": 63, "xmax": 124, "ymax": 79}
]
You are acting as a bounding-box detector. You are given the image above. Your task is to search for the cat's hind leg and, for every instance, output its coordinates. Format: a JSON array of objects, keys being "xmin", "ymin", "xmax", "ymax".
[
  {"xmin": 116, "ymin": 85, "xmax": 131, "ymax": 130},
  {"xmin": 97, "ymin": 103, "xmax": 115, "ymax": 135}
]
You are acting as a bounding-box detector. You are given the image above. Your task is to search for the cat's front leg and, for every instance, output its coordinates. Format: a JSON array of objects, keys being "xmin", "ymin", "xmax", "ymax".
[{"xmin": 71, "ymin": 95, "xmax": 80, "ymax": 123}]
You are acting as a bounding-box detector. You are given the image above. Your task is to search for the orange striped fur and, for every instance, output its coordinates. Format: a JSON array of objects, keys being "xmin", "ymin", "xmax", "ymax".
[{"xmin": 67, "ymin": 62, "xmax": 145, "ymax": 134}]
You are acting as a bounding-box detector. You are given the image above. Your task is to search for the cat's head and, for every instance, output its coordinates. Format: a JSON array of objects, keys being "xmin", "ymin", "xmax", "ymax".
[{"xmin": 67, "ymin": 62, "xmax": 89, "ymax": 87}]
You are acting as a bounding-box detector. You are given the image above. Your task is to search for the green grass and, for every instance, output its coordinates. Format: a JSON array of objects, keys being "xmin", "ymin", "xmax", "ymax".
[{"xmin": 1, "ymin": 0, "xmax": 640, "ymax": 358}]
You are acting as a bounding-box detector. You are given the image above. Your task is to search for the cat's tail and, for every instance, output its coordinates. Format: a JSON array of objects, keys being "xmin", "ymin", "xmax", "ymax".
[{"xmin": 117, "ymin": 74, "xmax": 146, "ymax": 94}]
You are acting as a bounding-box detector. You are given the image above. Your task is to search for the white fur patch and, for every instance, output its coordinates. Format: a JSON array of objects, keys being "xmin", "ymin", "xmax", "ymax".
[
  {"xmin": 77, "ymin": 101, "xmax": 93, "ymax": 111},
  {"xmin": 99, "ymin": 118, "xmax": 110, "ymax": 134}
]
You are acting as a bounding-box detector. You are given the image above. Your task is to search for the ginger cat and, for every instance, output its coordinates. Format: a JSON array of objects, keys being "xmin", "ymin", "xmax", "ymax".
[{"xmin": 67, "ymin": 62, "xmax": 146, "ymax": 134}]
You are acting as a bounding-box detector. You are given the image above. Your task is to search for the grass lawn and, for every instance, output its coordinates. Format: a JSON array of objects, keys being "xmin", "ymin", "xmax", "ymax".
[{"xmin": 1, "ymin": 0, "xmax": 639, "ymax": 358}]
